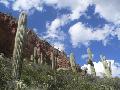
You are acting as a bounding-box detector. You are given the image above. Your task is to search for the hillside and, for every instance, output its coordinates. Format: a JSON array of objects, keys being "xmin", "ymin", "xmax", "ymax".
[{"xmin": 0, "ymin": 11, "xmax": 120, "ymax": 90}]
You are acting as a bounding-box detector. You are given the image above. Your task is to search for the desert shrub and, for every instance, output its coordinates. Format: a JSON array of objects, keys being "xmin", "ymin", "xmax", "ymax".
[
  {"xmin": 0, "ymin": 56, "xmax": 120, "ymax": 90},
  {"xmin": 0, "ymin": 55, "xmax": 12, "ymax": 90}
]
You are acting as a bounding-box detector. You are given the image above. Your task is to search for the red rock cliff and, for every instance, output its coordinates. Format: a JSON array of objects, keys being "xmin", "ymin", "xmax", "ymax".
[{"xmin": 0, "ymin": 12, "xmax": 70, "ymax": 69}]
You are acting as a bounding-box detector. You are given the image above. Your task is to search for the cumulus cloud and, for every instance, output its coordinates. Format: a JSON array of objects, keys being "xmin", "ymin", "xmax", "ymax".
[
  {"xmin": 53, "ymin": 42, "xmax": 64, "ymax": 51},
  {"xmin": 2, "ymin": 0, "xmax": 92, "ymax": 20},
  {"xmin": 43, "ymin": 17, "xmax": 67, "ymax": 51},
  {"xmin": 12, "ymin": 0, "xmax": 43, "ymax": 12},
  {"xmin": 2, "ymin": 0, "xmax": 120, "ymax": 50},
  {"xmin": 93, "ymin": 0, "xmax": 120, "ymax": 24},
  {"xmin": 114, "ymin": 27, "xmax": 120, "ymax": 40},
  {"xmin": 1, "ymin": 0, "xmax": 120, "ymax": 24},
  {"xmin": 44, "ymin": 0, "xmax": 92, "ymax": 20},
  {"xmin": 0, "ymin": 0, "xmax": 10, "ymax": 7},
  {"xmin": 82, "ymin": 60, "xmax": 120, "ymax": 77},
  {"xmin": 44, "ymin": 18, "xmax": 66, "ymax": 41},
  {"xmin": 69, "ymin": 22, "xmax": 113, "ymax": 47}
]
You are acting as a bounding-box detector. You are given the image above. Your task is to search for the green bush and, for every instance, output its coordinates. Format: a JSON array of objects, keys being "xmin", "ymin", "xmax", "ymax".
[
  {"xmin": 0, "ymin": 55, "xmax": 12, "ymax": 90},
  {"xmin": 0, "ymin": 56, "xmax": 120, "ymax": 90}
]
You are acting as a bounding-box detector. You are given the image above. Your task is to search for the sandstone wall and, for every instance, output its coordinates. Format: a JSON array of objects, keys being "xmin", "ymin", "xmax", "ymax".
[{"xmin": 0, "ymin": 12, "xmax": 70, "ymax": 69}]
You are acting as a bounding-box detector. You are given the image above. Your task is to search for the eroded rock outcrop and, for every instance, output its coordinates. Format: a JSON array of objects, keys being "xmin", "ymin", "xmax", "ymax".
[{"xmin": 0, "ymin": 12, "xmax": 70, "ymax": 69}]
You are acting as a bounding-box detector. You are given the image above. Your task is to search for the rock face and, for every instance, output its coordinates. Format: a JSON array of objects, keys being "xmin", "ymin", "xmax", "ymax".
[
  {"xmin": 0, "ymin": 12, "xmax": 70, "ymax": 69},
  {"xmin": 0, "ymin": 12, "xmax": 17, "ymax": 57}
]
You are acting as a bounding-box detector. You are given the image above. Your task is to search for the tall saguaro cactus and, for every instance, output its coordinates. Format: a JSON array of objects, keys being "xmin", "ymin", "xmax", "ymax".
[
  {"xmin": 33, "ymin": 46, "xmax": 38, "ymax": 64},
  {"xmin": 40, "ymin": 52, "xmax": 43, "ymax": 64},
  {"xmin": 87, "ymin": 48, "xmax": 96, "ymax": 76},
  {"xmin": 12, "ymin": 11, "xmax": 27, "ymax": 80},
  {"xmin": 51, "ymin": 52, "xmax": 55, "ymax": 70},
  {"xmin": 100, "ymin": 55, "xmax": 112, "ymax": 78},
  {"xmin": 70, "ymin": 53, "xmax": 77, "ymax": 72}
]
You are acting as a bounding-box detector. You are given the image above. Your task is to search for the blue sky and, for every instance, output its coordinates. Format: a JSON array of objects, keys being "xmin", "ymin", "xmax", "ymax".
[{"xmin": 0, "ymin": 0, "xmax": 120, "ymax": 77}]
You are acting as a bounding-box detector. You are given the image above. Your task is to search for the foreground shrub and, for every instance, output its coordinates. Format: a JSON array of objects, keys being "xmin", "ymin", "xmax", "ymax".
[{"xmin": 0, "ymin": 56, "xmax": 120, "ymax": 90}]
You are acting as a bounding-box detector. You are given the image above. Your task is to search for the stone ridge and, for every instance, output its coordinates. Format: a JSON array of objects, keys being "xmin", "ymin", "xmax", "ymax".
[{"xmin": 0, "ymin": 12, "xmax": 70, "ymax": 69}]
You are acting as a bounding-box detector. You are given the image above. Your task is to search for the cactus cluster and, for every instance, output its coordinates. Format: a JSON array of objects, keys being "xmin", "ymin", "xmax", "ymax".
[
  {"xmin": 69, "ymin": 53, "xmax": 77, "ymax": 72},
  {"xmin": 31, "ymin": 46, "xmax": 43, "ymax": 65},
  {"xmin": 50, "ymin": 49, "xmax": 58, "ymax": 70},
  {"xmin": 100, "ymin": 55, "xmax": 112, "ymax": 78},
  {"xmin": 11, "ymin": 11, "xmax": 112, "ymax": 86},
  {"xmin": 33, "ymin": 46, "xmax": 39, "ymax": 64},
  {"xmin": 87, "ymin": 48, "xmax": 96, "ymax": 76}
]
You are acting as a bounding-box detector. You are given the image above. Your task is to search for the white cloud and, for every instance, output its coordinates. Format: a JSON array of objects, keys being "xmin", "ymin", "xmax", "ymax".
[
  {"xmin": 33, "ymin": 28, "xmax": 38, "ymax": 33},
  {"xmin": 44, "ymin": 18, "xmax": 66, "ymax": 41},
  {"xmin": 2, "ymin": 0, "xmax": 120, "ymax": 24},
  {"xmin": 82, "ymin": 60, "xmax": 120, "ymax": 77},
  {"xmin": 12, "ymin": 0, "xmax": 43, "ymax": 12},
  {"xmin": 93, "ymin": 0, "xmax": 120, "ymax": 24},
  {"xmin": 44, "ymin": 0, "xmax": 92, "ymax": 20},
  {"xmin": 3, "ymin": 0, "xmax": 91, "ymax": 20},
  {"xmin": 53, "ymin": 42, "xmax": 64, "ymax": 51},
  {"xmin": 2, "ymin": 0, "xmax": 120, "ymax": 49},
  {"xmin": 114, "ymin": 27, "xmax": 120, "ymax": 40},
  {"xmin": 69, "ymin": 22, "xmax": 113, "ymax": 47},
  {"xmin": 0, "ymin": 0, "xmax": 9, "ymax": 7},
  {"xmin": 43, "ymin": 17, "xmax": 68, "ymax": 51},
  {"xmin": 69, "ymin": 0, "xmax": 92, "ymax": 20}
]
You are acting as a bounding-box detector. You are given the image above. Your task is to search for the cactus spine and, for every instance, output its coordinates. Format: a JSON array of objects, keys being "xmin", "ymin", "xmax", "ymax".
[
  {"xmin": 100, "ymin": 55, "xmax": 112, "ymax": 78},
  {"xmin": 70, "ymin": 53, "xmax": 77, "ymax": 72},
  {"xmin": 87, "ymin": 48, "xmax": 96, "ymax": 76},
  {"xmin": 12, "ymin": 11, "xmax": 27, "ymax": 80}
]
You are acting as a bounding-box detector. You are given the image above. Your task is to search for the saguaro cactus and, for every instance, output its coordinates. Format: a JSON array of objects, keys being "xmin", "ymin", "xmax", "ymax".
[
  {"xmin": 51, "ymin": 52, "xmax": 55, "ymax": 70},
  {"xmin": 37, "ymin": 47, "xmax": 41, "ymax": 64},
  {"xmin": 87, "ymin": 48, "xmax": 96, "ymax": 76},
  {"xmin": 70, "ymin": 53, "xmax": 77, "ymax": 72},
  {"xmin": 31, "ymin": 46, "xmax": 43, "ymax": 64},
  {"xmin": 33, "ymin": 46, "xmax": 38, "ymax": 64},
  {"xmin": 40, "ymin": 52, "xmax": 43, "ymax": 64},
  {"xmin": 12, "ymin": 11, "xmax": 27, "ymax": 80},
  {"xmin": 100, "ymin": 55, "xmax": 112, "ymax": 78}
]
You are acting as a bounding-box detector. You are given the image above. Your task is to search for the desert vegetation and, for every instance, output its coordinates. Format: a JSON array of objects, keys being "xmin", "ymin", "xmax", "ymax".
[
  {"xmin": 0, "ymin": 55, "xmax": 120, "ymax": 90},
  {"xmin": 0, "ymin": 12, "xmax": 120, "ymax": 90}
]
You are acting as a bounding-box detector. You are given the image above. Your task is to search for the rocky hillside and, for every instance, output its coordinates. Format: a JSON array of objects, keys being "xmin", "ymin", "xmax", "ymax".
[{"xmin": 0, "ymin": 12, "xmax": 70, "ymax": 69}]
